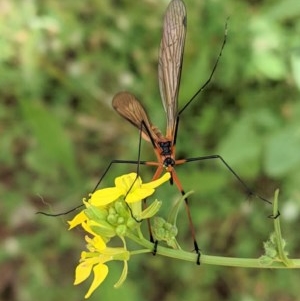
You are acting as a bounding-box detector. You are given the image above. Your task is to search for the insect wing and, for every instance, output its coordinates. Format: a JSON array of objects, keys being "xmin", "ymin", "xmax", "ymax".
[
  {"xmin": 112, "ymin": 92, "xmax": 159, "ymax": 142},
  {"xmin": 158, "ymin": 0, "xmax": 187, "ymax": 139}
]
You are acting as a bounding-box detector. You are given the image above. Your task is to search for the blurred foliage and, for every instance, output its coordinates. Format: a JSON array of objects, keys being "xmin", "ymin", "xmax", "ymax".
[{"xmin": 1, "ymin": 0, "xmax": 300, "ymax": 300}]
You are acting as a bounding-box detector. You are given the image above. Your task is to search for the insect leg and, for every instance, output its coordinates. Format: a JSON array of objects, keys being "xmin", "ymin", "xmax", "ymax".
[
  {"xmin": 180, "ymin": 155, "xmax": 271, "ymax": 204},
  {"xmin": 171, "ymin": 169, "xmax": 201, "ymax": 264}
]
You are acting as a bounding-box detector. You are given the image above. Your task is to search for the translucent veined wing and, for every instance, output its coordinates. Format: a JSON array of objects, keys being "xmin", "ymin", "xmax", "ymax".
[
  {"xmin": 158, "ymin": 0, "xmax": 187, "ymax": 139},
  {"xmin": 112, "ymin": 92, "xmax": 161, "ymax": 142}
]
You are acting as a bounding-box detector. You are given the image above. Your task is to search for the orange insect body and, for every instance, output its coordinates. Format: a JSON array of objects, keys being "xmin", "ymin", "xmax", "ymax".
[
  {"xmin": 112, "ymin": 0, "xmax": 187, "ymax": 186},
  {"xmin": 112, "ymin": 91, "xmax": 185, "ymax": 187},
  {"xmin": 111, "ymin": 0, "xmax": 240, "ymax": 264},
  {"xmin": 111, "ymin": 0, "xmax": 201, "ymax": 261}
]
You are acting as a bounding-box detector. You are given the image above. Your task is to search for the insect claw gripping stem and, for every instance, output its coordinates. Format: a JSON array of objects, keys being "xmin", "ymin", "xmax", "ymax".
[
  {"xmin": 269, "ymin": 211, "xmax": 281, "ymax": 219},
  {"xmin": 152, "ymin": 240, "xmax": 158, "ymax": 256},
  {"xmin": 194, "ymin": 241, "xmax": 201, "ymax": 265}
]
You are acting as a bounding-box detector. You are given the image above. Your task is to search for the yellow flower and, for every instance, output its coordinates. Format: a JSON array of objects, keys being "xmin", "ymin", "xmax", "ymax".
[
  {"xmin": 68, "ymin": 172, "xmax": 171, "ymax": 298},
  {"xmin": 68, "ymin": 172, "xmax": 170, "ymax": 230},
  {"xmin": 74, "ymin": 236, "xmax": 129, "ymax": 299},
  {"xmin": 90, "ymin": 172, "xmax": 170, "ymax": 205},
  {"xmin": 68, "ymin": 210, "xmax": 87, "ymax": 229}
]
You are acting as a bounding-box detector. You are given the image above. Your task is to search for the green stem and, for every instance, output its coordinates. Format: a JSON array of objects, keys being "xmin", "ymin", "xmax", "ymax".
[
  {"xmin": 125, "ymin": 190, "xmax": 300, "ymax": 269},
  {"xmin": 130, "ymin": 235, "xmax": 300, "ymax": 268},
  {"xmin": 273, "ymin": 189, "xmax": 294, "ymax": 267}
]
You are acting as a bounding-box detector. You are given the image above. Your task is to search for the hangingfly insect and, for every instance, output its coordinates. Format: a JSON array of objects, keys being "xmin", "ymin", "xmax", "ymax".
[
  {"xmin": 110, "ymin": 0, "xmax": 271, "ymax": 264},
  {"xmin": 35, "ymin": 0, "xmax": 275, "ymax": 265}
]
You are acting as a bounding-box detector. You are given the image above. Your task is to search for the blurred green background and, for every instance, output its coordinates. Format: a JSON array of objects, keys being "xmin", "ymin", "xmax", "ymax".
[{"xmin": 1, "ymin": 0, "xmax": 300, "ymax": 300}]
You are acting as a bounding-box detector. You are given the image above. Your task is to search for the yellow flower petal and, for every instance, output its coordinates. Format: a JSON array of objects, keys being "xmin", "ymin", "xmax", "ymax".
[
  {"xmin": 141, "ymin": 172, "xmax": 171, "ymax": 189},
  {"xmin": 90, "ymin": 187, "xmax": 123, "ymax": 206},
  {"xmin": 93, "ymin": 235, "xmax": 106, "ymax": 251},
  {"xmin": 125, "ymin": 188, "xmax": 154, "ymax": 203},
  {"xmin": 68, "ymin": 211, "xmax": 87, "ymax": 229},
  {"xmin": 82, "ymin": 222, "xmax": 98, "ymax": 237},
  {"xmin": 74, "ymin": 260, "xmax": 94, "ymax": 285},
  {"xmin": 84, "ymin": 263, "xmax": 109, "ymax": 299},
  {"xmin": 115, "ymin": 173, "xmax": 141, "ymax": 193},
  {"xmin": 125, "ymin": 173, "xmax": 170, "ymax": 203}
]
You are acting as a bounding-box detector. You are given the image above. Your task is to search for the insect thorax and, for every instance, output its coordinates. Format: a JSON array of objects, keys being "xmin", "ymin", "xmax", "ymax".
[
  {"xmin": 158, "ymin": 141, "xmax": 172, "ymax": 156},
  {"xmin": 157, "ymin": 141, "xmax": 175, "ymax": 167},
  {"xmin": 163, "ymin": 157, "xmax": 175, "ymax": 167}
]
